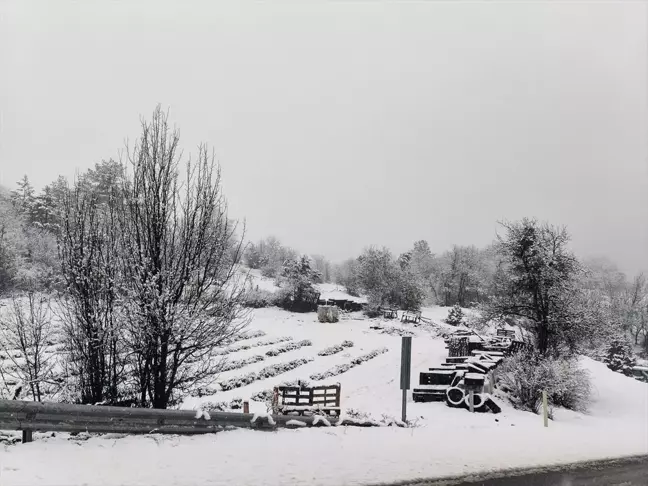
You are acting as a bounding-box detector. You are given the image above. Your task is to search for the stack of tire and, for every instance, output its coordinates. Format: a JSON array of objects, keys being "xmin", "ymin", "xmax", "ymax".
[{"xmin": 445, "ymin": 372, "xmax": 500, "ymax": 413}]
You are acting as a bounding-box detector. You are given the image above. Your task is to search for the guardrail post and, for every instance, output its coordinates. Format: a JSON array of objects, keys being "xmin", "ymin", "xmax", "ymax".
[
  {"xmin": 21, "ymin": 430, "xmax": 33, "ymax": 443},
  {"xmin": 243, "ymin": 401, "xmax": 249, "ymax": 414}
]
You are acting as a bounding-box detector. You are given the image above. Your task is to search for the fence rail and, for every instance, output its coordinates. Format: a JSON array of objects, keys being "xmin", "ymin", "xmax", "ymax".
[{"xmin": 0, "ymin": 399, "xmax": 361, "ymax": 442}]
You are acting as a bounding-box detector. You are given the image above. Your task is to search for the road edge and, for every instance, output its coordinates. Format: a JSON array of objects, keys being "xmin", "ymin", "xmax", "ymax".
[{"xmin": 365, "ymin": 454, "xmax": 648, "ymax": 486}]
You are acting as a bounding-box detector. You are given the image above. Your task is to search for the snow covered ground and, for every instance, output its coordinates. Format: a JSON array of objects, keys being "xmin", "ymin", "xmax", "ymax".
[{"xmin": 1, "ymin": 282, "xmax": 647, "ymax": 485}]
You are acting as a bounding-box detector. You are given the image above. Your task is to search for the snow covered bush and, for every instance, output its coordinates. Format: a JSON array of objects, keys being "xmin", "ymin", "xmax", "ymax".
[
  {"xmin": 310, "ymin": 347, "xmax": 388, "ymax": 380},
  {"xmin": 318, "ymin": 341, "xmax": 354, "ymax": 356},
  {"xmin": 498, "ymin": 350, "xmax": 591, "ymax": 414},
  {"xmin": 363, "ymin": 298, "xmax": 382, "ymax": 318},
  {"xmin": 229, "ymin": 330, "xmax": 266, "ymax": 343},
  {"xmin": 317, "ymin": 305, "xmax": 339, "ymax": 323},
  {"xmin": 220, "ymin": 355, "xmax": 265, "ymax": 372},
  {"xmin": 604, "ymin": 340, "xmax": 636, "ymax": 376},
  {"xmin": 214, "ymin": 336, "xmax": 292, "ymax": 356},
  {"xmin": 372, "ymin": 325, "xmax": 414, "ymax": 337},
  {"xmin": 219, "ymin": 358, "xmax": 314, "ymax": 391},
  {"xmin": 445, "ymin": 304, "xmax": 465, "ymax": 326},
  {"xmin": 242, "ymin": 288, "xmax": 276, "ymax": 308},
  {"xmin": 199, "ymin": 397, "xmax": 243, "ymax": 412},
  {"xmin": 265, "ymin": 339, "xmax": 312, "ymax": 357}
]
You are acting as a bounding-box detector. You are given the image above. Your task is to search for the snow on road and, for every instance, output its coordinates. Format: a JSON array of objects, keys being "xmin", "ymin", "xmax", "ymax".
[{"xmin": 1, "ymin": 298, "xmax": 647, "ymax": 486}]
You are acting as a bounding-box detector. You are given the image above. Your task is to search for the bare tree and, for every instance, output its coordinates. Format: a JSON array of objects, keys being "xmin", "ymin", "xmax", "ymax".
[
  {"xmin": 0, "ymin": 292, "xmax": 56, "ymax": 401},
  {"xmin": 119, "ymin": 106, "xmax": 249, "ymax": 409},
  {"xmin": 58, "ymin": 180, "xmax": 125, "ymax": 404}
]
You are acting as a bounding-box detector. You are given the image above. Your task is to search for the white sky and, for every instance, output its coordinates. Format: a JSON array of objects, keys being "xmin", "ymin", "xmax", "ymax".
[{"xmin": 1, "ymin": 1, "xmax": 647, "ymax": 275}]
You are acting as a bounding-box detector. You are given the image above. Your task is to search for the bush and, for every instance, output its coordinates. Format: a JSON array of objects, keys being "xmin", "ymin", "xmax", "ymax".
[
  {"xmin": 317, "ymin": 305, "xmax": 339, "ymax": 323},
  {"xmin": 445, "ymin": 304, "xmax": 465, "ymax": 326},
  {"xmin": 318, "ymin": 341, "xmax": 354, "ymax": 356},
  {"xmin": 260, "ymin": 264, "xmax": 280, "ymax": 278},
  {"xmin": 604, "ymin": 340, "xmax": 636, "ymax": 376},
  {"xmin": 310, "ymin": 347, "xmax": 388, "ymax": 381},
  {"xmin": 497, "ymin": 350, "xmax": 591, "ymax": 414},
  {"xmin": 242, "ymin": 288, "xmax": 276, "ymax": 308},
  {"xmin": 363, "ymin": 296, "xmax": 382, "ymax": 318},
  {"xmin": 264, "ymin": 339, "xmax": 312, "ymax": 357}
]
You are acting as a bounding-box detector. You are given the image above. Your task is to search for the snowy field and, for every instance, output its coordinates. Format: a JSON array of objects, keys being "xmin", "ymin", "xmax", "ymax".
[{"xmin": 1, "ymin": 278, "xmax": 647, "ymax": 486}]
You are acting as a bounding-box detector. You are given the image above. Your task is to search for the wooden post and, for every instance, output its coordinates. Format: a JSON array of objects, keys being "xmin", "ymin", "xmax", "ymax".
[
  {"xmin": 469, "ymin": 390, "xmax": 475, "ymax": 413},
  {"xmin": 21, "ymin": 430, "xmax": 32, "ymax": 443},
  {"xmin": 542, "ymin": 390, "xmax": 548, "ymax": 427},
  {"xmin": 243, "ymin": 401, "xmax": 249, "ymax": 414},
  {"xmin": 272, "ymin": 388, "xmax": 279, "ymax": 415}
]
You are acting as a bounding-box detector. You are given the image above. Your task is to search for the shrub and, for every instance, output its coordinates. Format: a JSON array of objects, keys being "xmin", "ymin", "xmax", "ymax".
[
  {"xmin": 242, "ymin": 288, "xmax": 276, "ymax": 308},
  {"xmin": 445, "ymin": 304, "xmax": 465, "ymax": 326},
  {"xmin": 310, "ymin": 347, "xmax": 388, "ymax": 380},
  {"xmin": 604, "ymin": 340, "xmax": 636, "ymax": 376},
  {"xmin": 272, "ymin": 287, "xmax": 294, "ymax": 309},
  {"xmin": 265, "ymin": 339, "xmax": 312, "ymax": 357},
  {"xmin": 363, "ymin": 298, "xmax": 382, "ymax": 318},
  {"xmin": 317, "ymin": 305, "xmax": 339, "ymax": 323},
  {"xmin": 318, "ymin": 341, "xmax": 354, "ymax": 356},
  {"xmin": 219, "ymin": 358, "xmax": 314, "ymax": 391},
  {"xmin": 497, "ymin": 350, "xmax": 591, "ymax": 414},
  {"xmin": 260, "ymin": 264, "xmax": 280, "ymax": 278}
]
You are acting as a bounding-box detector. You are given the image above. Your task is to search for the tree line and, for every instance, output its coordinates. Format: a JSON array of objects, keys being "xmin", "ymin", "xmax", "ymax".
[{"xmin": 245, "ymin": 224, "xmax": 647, "ymax": 359}]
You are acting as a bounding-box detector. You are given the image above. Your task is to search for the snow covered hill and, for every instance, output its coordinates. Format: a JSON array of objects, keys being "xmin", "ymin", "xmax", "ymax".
[{"xmin": 1, "ymin": 280, "xmax": 647, "ymax": 486}]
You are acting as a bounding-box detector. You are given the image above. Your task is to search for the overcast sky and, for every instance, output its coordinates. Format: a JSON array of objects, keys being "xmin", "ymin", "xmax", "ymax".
[{"xmin": 1, "ymin": 1, "xmax": 647, "ymax": 275}]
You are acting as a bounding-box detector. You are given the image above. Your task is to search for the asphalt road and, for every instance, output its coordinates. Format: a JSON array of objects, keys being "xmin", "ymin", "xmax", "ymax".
[{"xmin": 373, "ymin": 455, "xmax": 648, "ymax": 486}]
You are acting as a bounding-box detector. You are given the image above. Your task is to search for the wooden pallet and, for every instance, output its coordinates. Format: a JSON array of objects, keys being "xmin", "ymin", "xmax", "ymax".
[
  {"xmin": 273, "ymin": 384, "xmax": 341, "ymax": 416},
  {"xmin": 401, "ymin": 311, "xmax": 422, "ymax": 324}
]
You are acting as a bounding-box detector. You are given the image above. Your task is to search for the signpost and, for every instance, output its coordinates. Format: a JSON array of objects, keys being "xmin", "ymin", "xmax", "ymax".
[{"xmin": 400, "ymin": 336, "xmax": 412, "ymax": 423}]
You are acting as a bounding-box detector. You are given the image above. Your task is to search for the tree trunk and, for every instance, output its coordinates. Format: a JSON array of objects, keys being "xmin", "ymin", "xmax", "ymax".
[{"xmin": 537, "ymin": 321, "xmax": 549, "ymax": 354}]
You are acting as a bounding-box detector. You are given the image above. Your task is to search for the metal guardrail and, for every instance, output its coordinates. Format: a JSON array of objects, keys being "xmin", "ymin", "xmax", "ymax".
[{"xmin": 0, "ymin": 399, "xmax": 361, "ymax": 443}]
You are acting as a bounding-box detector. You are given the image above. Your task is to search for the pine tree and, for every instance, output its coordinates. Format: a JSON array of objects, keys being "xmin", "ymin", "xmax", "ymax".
[
  {"xmin": 446, "ymin": 304, "xmax": 464, "ymax": 326},
  {"xmin": 604, "ymin": 340, "xmax": 636, "ymax": 376},
  {"xmin": 10, "ymin": 175, "xmax": 36, "ymax": 217},
  {"xmin": 276, "ymin": 255, "xmax": 322, "ymax": 311}
]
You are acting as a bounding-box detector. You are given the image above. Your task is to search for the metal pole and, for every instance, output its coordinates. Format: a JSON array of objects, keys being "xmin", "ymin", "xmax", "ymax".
[
  {"xmin": 469, "ymin": 390, "xmax": 474, "ymax": 413},
  {"xmin": 400, "ymin": 336, "xmax": 412, "ymax": 424}
]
